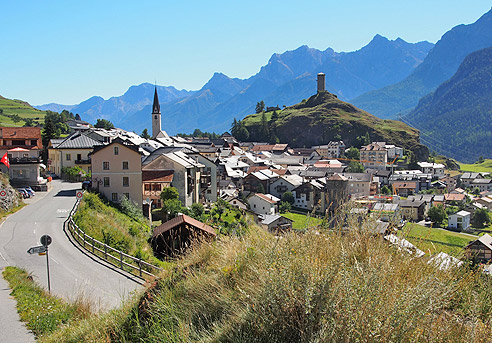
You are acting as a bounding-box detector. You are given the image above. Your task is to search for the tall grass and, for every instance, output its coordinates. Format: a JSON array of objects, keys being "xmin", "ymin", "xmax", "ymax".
[
  {"xmin": 44, "ymin": 223, "xmax": 492, "ymax": 342},
  {"xmin": 73, "ymin": 192, "xmax": 165, "ymax": 267},
  {"xmin": 2, "ymin": 267, "xmax": 93, "ymax": 339}
]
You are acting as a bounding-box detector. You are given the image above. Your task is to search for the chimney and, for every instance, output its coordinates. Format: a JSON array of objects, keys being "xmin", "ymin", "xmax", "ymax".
[{"xmin": 317, "ymin": 73, "xmax": 325, "ymax": 93}]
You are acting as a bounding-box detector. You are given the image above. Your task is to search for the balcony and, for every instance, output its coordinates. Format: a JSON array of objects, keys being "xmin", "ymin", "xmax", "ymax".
[
  {"xmin": 9, "ymin": 156, "xmax": 42, "ymax": 164},
  {"xmin": 75, "ymin": 159, "xmax": 91, "ymax": 165}
]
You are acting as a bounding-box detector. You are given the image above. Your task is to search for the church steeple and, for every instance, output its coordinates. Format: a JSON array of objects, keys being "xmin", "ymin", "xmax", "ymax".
[
  {"xmin": 152, "ymin": 86, "xmax": 162, "ymax": 138},
  {"xmin": 152, "ymin": 86, "xmax": 160, "ymax": 114}
]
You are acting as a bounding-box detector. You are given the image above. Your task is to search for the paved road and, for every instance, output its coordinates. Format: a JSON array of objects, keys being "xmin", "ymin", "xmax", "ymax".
[{"xmin": 0, "ymin": 180, "xmax": 142, "ymax": 311}]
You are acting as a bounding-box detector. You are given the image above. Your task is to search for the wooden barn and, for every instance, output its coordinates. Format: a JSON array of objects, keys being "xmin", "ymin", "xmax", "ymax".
[{"xmin": 152, "ymin": 214, "xmax": 216, "ymax": 257}]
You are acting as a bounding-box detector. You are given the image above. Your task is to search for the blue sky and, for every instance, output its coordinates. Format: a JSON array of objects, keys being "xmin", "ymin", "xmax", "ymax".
[{"xmin": 1, "ymin": 1, "xmax": 490, "ymax": 105}]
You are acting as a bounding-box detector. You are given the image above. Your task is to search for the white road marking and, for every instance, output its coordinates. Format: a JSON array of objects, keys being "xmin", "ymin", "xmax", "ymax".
[
  {"xmin": 0, "ymin": 251, "xmax": 7, "ymax": 262},
  {"xmin": 57, "ymin": 209, "xmax": 68, "ymax": 213},
  {"xmin": 50, "ymin": 257, "xmax": 59, "ymax": 264}
]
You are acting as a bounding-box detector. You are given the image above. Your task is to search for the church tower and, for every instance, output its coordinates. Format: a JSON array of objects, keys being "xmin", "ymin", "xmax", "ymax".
[{"xmin": 152, "ymin": 87, "xmax": 161, "ymax": 138}]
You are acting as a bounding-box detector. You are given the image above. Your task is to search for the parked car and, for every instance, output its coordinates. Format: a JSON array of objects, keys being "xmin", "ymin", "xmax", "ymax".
[
  {"xmin": 82, "ymin": 181, "xmax": 91, "ymax": 190},
  {"xmin": 17, "ymin": 188, "xmax": 29, "ymax": 198},
  {"xmin": 23, "ymin": 186, "xmax": 35, "ymax": 197}
]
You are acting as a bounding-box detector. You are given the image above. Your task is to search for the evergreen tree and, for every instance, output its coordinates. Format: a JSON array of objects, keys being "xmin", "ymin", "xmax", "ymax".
[
  {"xmin": 75, "ymin": 113, "xmax": 81, "ymax": 121},
  {"xmin": 95, "ymin": 118, "xmax": 114, "ymax": 129},
  {"xmin": 141, "ymin": 128, "xmax": 151, "ymax": 139},
  {"xmin": 260, "ymin": 112, "xmax": 269, "ymax": 141},
  {"xmin": 255, "ymin": 100, "xmax": 265, "ymax": 114}
]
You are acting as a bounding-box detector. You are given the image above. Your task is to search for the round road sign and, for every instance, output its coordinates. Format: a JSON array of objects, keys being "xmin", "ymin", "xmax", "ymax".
[
  {"xmin": 76, "ymin": 190, "xmax": 83, "ymax": 200},
  {"xmin": 40, "ymin": 234, "xmax": 52, "ymax": 247},
  {"xmin": 0, "ymin": 190, "xmax": 7, "ymax": 198}
]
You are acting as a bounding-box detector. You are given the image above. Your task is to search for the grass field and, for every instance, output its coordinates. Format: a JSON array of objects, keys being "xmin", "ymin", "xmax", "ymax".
[
  {"xmin": 282, "ymin": 212, "xmax": 323, "ymax": 230},
  {"xmin": 400, "ymin": 223, "xmax": 475, "ymax": 257},
  {"xmin": 0, "ymin": 96, "xmax": 46, "ymax": 126},
  {"xmin": 459, "ymin": 159, "xmax": 492, "ymax": 173}
]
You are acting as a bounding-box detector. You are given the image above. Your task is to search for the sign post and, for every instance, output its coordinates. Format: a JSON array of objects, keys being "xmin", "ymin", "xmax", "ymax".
[
  {"xmin": 40, "ymin": 235, "xmax": 52, "ymax": 293},
  {"xmin": 28, "ymin": 235, "xmax": 52, "ymax": 293}
]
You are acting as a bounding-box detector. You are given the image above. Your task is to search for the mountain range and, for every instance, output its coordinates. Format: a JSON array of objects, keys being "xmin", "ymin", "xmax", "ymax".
[
  {"xmin": 403, "ymin": 46, "xmax": 492, "ymax": 163},
  {"xmin": 37, "ymin": 36, "xmax": 433, "ymax": 134},
  {"xmin": 352, "ymin": 8, "xmax": 492, "ymax": 118}
]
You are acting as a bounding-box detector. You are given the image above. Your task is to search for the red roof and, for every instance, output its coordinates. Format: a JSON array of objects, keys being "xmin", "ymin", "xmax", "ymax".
[
  {"xmin": 0, "ymin": 127, "xmax": 41, "ymax": 139},
  {"xmin": 152, "ymin": 214, "xmax": 216, "ymax": 238},
  {"xmin": 142, "ymin": 170, "xmax": 174, "ymax": 182},
  {"xmin": 255, "ymin": 193, "xmax": 279, "ymax": 204},
  {"xmin": 444, "ymin": 193, "xmax": 466, "ymax": 202}
]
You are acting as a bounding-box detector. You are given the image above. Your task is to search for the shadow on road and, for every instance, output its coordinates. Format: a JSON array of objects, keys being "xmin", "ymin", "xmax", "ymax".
[{"xmin": 55, "ymin": 190, "xmax": 77, "ymax": 197}]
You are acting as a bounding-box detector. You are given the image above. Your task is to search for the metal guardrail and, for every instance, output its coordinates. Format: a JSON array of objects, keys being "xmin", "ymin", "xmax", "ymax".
[{"xmin": 65, "ymin": 200, "xmax": 162, "ymax": 279}]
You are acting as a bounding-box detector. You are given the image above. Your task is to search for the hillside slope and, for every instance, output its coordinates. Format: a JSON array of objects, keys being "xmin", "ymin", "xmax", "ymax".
[
  {"xmin": 404, "ymin": 46, "xmax": 492, "ymax": 163},
  {"xmin": 242, "ymin": 91, "xmax": 428, "ymax": 160},
  {"xmin": 0, "ymin": 95, "xmax": 46, "ymax": 126},
  {"xmin": 352, "ymin": 8, "xmax": 492, "ymax": 118}
]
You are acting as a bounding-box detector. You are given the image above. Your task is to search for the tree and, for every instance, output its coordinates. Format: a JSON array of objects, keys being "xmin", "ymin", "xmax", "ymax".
[
  {"xmin": 477, "ymin": 156, "xmax": 485, "ymax": 164},
  {"xmin": 75, "ymin": 113, "xmax": 81, "ymax": 121},
  {"xmin": 211, "ymin": 198, "xmax": 228, "ymax": 221},
  {"xmin": 231, "ymin": 118, "xmax": 239, "ymax": 137},
  {"xmin": 190, "ymin": 203, "xmax": 204, "ymax": 220},
  {"xmin": 23, "ymin": 118, "xmax": 35, "ymax": 127},
  {"xmin": 279, "ymin": 201, "xmax": 291, "ymax": 213},
  {"xmin": 141, "ymin": 128, "xmax": 151, "ymax": 139},
  {"xmin": 11, "ymin": 114, "xmax": 21, "ymax": 123},
  {"xmin": 345, "ymin": 147, "xmax": 360, "ymax": 160},
  {"xmin": 346, "ymin": 161, "xmax": 364, "ymax": 173},
  {"xmin": 255, "ymin": 100, "xmax": 265, "ymax": 114},
  {"xmin": 472, "ymin": 208, "xmax": 491, "ymax": 228},
  {"xmin": 271, "ymin": 110, "xmax": 279, "ymax": 121},
  {"xmin": 160, "ymin": 187, "xmax": 179, "ymax": 202},
  {"xmin": 161, "ymin": 199, "xmax": 183, "ymax": 221},
  {"xmin": 380, "ymin": 185, "xmax": 392, "ymax": 195},
  {"xmin": 281, "ymin": 191, "xmax": 295, "ymax": 205},
  {"xmin": 260, "ymin": 112, "xmax": 269, "ymax": 140},
  {"xmin": 428, "ymin": 205, "xmax": 447, "ymax": 227},
  {"xmin": 236, "ymin": 122, "xmax": 249, "ymax": 142},
  {"xmin": 95, "ymin": 118, "xmax": 114, "ymax": 129}
]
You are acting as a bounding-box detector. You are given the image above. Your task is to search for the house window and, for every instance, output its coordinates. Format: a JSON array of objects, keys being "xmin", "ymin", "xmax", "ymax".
[
  {"xmin": 123, "ymin": 177, "xmax": 129, "ymax": 187},
  {"xmin": 123, "ymin": 193, "xmax": 130, "ymax": 199},
  {"xmin": 12, "ymin": 140, "xmax": 24, "ymax": 146},
  {"xmin": 31, "ymin": 140, "xmax": 37, "ymax": 146},
  {"xmin": 103, "ymin": 161, "xmax": 109, "ymax": 170},
  {"xmin": 66, "ymin": 153, "xmax": 71, "ymax": 161},
  {"xmin": 122, "ymin": 161, "xmax": 129, "ymax": 170},
  {"xmin": 152, "ymin": 184, "xmax": 161, "ymax": 191},
  {"xmin": 103, "ymin": 177, "xmax": 110, "ymax": 187},
  {"xmin": 144, "ymin": 184, "xmax": 151, "ymax": 191},
  {"xmin": 111, "ymin": 193, "xmax": 118, "ymax": 202},
  {"xmin": 77, "ymin": 154, "xmax": 82, "ymax": 161},
  {"xmin": 114, "ymin": 146, "xmax": 119, "ymax": 155}
]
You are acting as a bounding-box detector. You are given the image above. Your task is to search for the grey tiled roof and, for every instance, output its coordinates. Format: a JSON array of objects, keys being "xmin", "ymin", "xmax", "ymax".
[{"xmin": 56, "ymin": 133, "xmax": 104, "ymax": 149}]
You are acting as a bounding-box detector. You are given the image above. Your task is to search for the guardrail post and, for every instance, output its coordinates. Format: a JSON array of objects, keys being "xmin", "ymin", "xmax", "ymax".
[
  {"xmin": 120, "ymin": 251, "xmax": 123, "ymax": 270},
  {"xmin": 138, "ymin": 258, "xmax": 142, "ymax": 277},
  {"xmin": 92, "ymin": 237, "xmax": 95, "ymax": 253},
  {"xmin": 104, "ymin": 244, "xmax": 107, "ymax": 260}
]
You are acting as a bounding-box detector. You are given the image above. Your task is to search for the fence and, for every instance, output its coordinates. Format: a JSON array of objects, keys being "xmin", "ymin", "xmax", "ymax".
[{"xmin": 65, "ymin": 201, "xmax": 162, "ymax": 279}]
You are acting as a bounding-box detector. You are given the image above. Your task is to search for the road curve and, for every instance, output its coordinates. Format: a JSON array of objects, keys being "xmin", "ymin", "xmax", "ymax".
[{"xmin": 0, "ymin": 180, "xmax": 143, "ymax": 310}]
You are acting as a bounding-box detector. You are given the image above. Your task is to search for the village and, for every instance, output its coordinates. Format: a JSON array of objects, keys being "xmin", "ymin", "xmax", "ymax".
[{"xmin": 0, "ymin": 85, "xmax": 490, "ymax": 264}]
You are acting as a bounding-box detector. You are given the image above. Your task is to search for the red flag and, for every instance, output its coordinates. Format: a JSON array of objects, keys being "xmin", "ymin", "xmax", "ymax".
[{"xmin": 1, "ymin": 153, "xmax": 9, "ymax": 169}]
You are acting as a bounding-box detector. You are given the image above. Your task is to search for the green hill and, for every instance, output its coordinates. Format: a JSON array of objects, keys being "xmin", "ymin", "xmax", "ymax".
[
  {"xmin": 404, "ymin": 46, "xmax": 492, "ymax": 163},
  {"xmin": 0, "ymin": 95, "xmax": 46, "ymax": 126},
  {"xmin": 242, "ymin": 91, "xmax": 429, "ymax": 160}
]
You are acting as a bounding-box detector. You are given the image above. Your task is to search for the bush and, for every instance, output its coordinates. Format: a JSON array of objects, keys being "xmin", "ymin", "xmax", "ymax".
[
  {"xmin": 472, "ymin": 208, "xmax": 491, "ymax": 228},
  {"xmin": 428, "ymin": 205, "xmax": 447, "ymax": 227},
  {"xmin": 279, "ymin": 201, "xmax": 291, "ymax": 213}
]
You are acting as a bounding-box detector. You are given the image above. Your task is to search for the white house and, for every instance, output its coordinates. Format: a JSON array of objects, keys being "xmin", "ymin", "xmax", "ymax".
[
  {"xmin": 417, "ymin": 162, "xmax": 445, "ymax": 178},
  {"xmin": 448, "ymin": 210, "xmax": 471, "ymax": 231},
  {"xmin": 248, "ymin": 193, "xmax": 280, "ymax": 215},
  {"xmin": 269, "ymin": 174, "xmax": 303, "ymax": 199}
]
